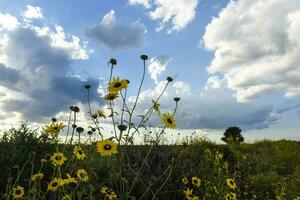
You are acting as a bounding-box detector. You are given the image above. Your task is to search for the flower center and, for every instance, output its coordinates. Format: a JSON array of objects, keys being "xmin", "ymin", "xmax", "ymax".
[
  {"xmin": 78, "ymin": 150, "xmax": 82, "ymax": 155},
  {"xmin": 104, "ymin": 144, "xmax": 112, "ymax": 150},
  {"xmin": 16, "ymin": 190, "xmax": 21, "ymax": 195},
  {"xmin": 167, "ymin": 118, "xmax": 173, "ymax": 124},
  {"xmin": 114, "ymin": 82, "xmax": 121, "ymax": 88},
  {"xmin": 52, "ymin": 182, "xmax": 58, "ymax": 187},
  {"xmin": 55, "ymin": 156, "xmax": 61, "ymax": 160}
]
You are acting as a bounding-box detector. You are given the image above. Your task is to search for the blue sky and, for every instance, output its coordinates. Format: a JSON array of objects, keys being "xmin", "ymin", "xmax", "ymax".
[{"xmin": 0, "ymin": 0, "xmax": 299, "ymax": 142}]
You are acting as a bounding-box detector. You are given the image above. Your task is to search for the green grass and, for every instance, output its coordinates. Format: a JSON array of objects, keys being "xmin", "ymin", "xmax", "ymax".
[{"xmin": 0, "ymin": 123, "xmax": 299, "ymax": 199}]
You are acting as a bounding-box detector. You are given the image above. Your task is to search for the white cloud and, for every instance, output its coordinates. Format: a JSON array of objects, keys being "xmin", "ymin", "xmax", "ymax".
[
  {"xmin": 0, "ymin": 7, "xmax": 97, "ymax": 127},
  {"xmin": 0, "ymin": 12, "xmax": 19, "ymax": 31},
  {"xmin": 101, "ymin": 10, "xmax": 116, "ymax": 26},
  {"xmin": 148, "ymin": 55, "xmax": 172, "ymax": 83},
  {"xmin": 50, "ymin": 25, "xmax": 89, "ymax": 60},
  {"xmin": 129, "ymin": 0, "xmax": 199, "ymax": 32},
  {"xmin": 205, "ymin": 76, "xmax": 221, "ymax": 91},
  {"xmin": 129, "ymin": 0, "xmax": 151, "ymax": 9},
  {"xmin": 23, "ymin": 5, "xmax": 43, "ymax": 19},
  {"xmin": 203, "ymin": 0, "xmax": 300, "ymax": 102},
  {"xmin": 126, "ymin": 80, "xmax": 278, "ymax": 130}
]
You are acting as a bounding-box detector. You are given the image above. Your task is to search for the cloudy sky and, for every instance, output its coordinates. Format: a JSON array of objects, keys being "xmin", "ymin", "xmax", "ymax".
[{"xmin": 0, "ymin": 0, "xmax": 299, "ymax": 142}]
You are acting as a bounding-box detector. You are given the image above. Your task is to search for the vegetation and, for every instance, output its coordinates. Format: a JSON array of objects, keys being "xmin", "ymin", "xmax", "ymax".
[{"xmin": 0, "ymin": 55, "xmax": 299, "ymax": 200}]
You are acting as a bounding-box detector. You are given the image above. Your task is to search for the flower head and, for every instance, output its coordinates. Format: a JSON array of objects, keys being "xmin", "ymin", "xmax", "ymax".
[
  {"xmin": 100, "ymin": 186, "xmax": 109, "ymax": 194},
  {"xmin": 104, "ymin": 91, "xmax": 119, "ymax": 101},
  {"xmin": 182, "ymin": 176, "xmax": 188, "ymax": 185},
  {"xmin": 226, "ymin": 178, "xmax": 237, "ymax": 190},
  {"xmin": 43, "ymin": 122, "xmax": 66, "ymax": 137},
  {"xmin": 31, "ymin": 172, "xmax": 44, "ymax": 182},
  {"xmin": 48, "ymin": 178, "xmax": 63, "ymax": 191},
  {"xmin": 109, "ymin": 58, "xmax": 117, "ymax": 65},
  {"xmin": 98, "ymin": 110, "xmax": 106, "ymax": 118},
  {"xmin": 152, "ymin": 100, "xmax": 161, "ymax": 116},
  {"xmin": 191, "ymin": 176, "xmax": 201, "ymax": 188},
  {"xmin": 225, "ymin": 192, "xmax": 237, "ymax": 200},
  {"xmin": 97, "ymin": 140, "xmax": 118, "ymax": 156},
  {"xmin": 73, "ymin": 146, "xmax": 87, "ymax": 160},
  {"xmin": 183, "ymin": 188, "xmax": 193, "ymax": 199},
  {"xmin": 77, "ymin": 169, "xmax": 89, "ymax": 182},
  {"xmin": 215, "ymin": 151, "xmax": 223, "ymax": 160},
  {"xmin": 12, "ymin": 186, "xmax": 24, "ymax": 199},
  {"xmin": 140, "ymin": 54, "xmax": 148, "ymax": 60},
  {"xmin": 62, "ymin": 173, "xmax": 77, "ymax": 185},
  {"xmin": 50, "ymin": 152, "xmax": 67, "ymax": 166},
  {"xmin": 108, "ymin": 77, "xmax": 128, "ymax": 93},
  {"xmin": 162, "ymin": 113, "xmax": 176, "ymax": 129}
]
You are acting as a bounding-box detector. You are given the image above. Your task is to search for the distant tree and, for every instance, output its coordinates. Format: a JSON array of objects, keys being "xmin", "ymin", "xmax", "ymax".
[{"xmin": 221, "ymin": 126, "xmax": 244, "ymax": 144}]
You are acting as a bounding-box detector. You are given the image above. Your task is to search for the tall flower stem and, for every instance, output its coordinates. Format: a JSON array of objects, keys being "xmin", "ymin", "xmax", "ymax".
[{"xmin": 126, "ymin": 58, "xmax": 146, "ymax": 143}]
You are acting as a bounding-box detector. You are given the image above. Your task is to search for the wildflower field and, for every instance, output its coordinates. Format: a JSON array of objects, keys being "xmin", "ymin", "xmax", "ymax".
[{"xmin": 0, "ymin": 56, "xmax": 299, "ymax": 200}]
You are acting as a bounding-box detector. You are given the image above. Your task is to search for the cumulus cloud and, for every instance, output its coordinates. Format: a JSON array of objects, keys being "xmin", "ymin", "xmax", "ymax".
[
  {"xmin": 203, "ymin": 0, "xmax": 300, "ymax": 102},
  {"xmin": 148, "ymin": 55, "xmax": 172, "ymax": 83},
  {"xmin": 85, "ymin": 10, "xmax": 147, "ymax": 50},
  {"xmin": 0, "ymin": 9, "xmax": 101, "ymax": 122},
  {"xmin": 23, "ymin": 5, "xmax": 43, "ymax": 19},
  {"xmin": 127, "ymin": 80, "xmax": 279, "ymax": 130},
  {"xmin": 0, "ymin": 12, "xmax": 19, "ymax": 31},
  {"xmin": 129, "ymin": 0, "xmax": 199, "ymax": 33}
]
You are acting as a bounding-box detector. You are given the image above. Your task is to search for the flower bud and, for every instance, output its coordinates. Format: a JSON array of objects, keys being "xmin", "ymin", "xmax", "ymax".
[
  {"xmin": 140, "ymin": 54, "xmax": 148, "ymax": 60},
  {"xmin": 167, "ymin": 76, "xmax": 173, "ymax": 82},
  {"xmin": 110, "ymin": 58, "xmax": 117, "ymax": 65}
]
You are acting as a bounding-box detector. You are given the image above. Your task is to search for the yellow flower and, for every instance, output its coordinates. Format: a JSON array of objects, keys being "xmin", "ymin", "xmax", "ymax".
[
  {"xmin": 43, "ymin": 122, "xmax": 66, "ymax": 137},
  {"xmin": 225, "ymin": 192, "xmax": 237, "ymax": 200},
  {"xmin": 97, "ymin": 140, "xmax": 118, "ymax": 156},
  {"xmin": 215, "ymin": 151, "xmax": 223, "ymax": 160},
  {"xmin": 73, "ymin": 146, "xmax": 86, "ymax": 160},
  {"xmin": 100, "ymin": 186, "xmax": 109, "ymax": 194},
  {"xmin": 104, "ymin": 91, "xmax": 119, "ymax": 101},
  {"xmin": 191, "ymin": 176, "xmax": 201, "ymax": 188},
  {"xmin": 182, "ymin": 176, "xmax": 188, "ymax": 185},
  {"xmin": 162, "ymin": 113, "xmax": 176, "ymax": 129},
  {"xmin": 183, "ymin": 188, "xmax": 193, "ymax": 199},
  {"xmin": 31, "ymin": 172, "xmax": 44, "ymax": 182},
  {"xmin": 50, "ymin": 152, "xmax": 67, "ymax": 166},
  {"xmin": 106, "ymin": 191, "xmax": 117, "ymax": 200},
  {"xmin": 62, "ymin": 194, "xmax": 72, "ymax": 200},
  {"xmin": 293, "ymin": 196, "xmax": 300, "ymax": 200},
  {"xmin": 62, "ymin": 173, "xmax": 77, "ymax": 185},
  {"xmin": 98, "ymin": 109, "xmax": 106, "ymax": 118},
  {"xmin": 77, "ymin": 169, "xmax": 89, "ymax": 182},
  {"xmin": 12, "ymin": 186, "xmax": 24, "ymax": 199},
  {"xmin": 108, "ymin": 77, "xmax": 128, "ymax": 93},
  {"xmin": 226, "ymin": 178, "xmax": 237, "ymax": 190},
  {"xmin": 47, "ymin": 178, "xmax": 62, "ymax": 191},
  {"xmin": 152, "ymin": 100, "xmax": 161, "ymax": 116}
]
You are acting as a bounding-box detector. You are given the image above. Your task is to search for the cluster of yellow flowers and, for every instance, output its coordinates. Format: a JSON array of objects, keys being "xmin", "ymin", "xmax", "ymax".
[
  {"xmin": 182, "ymin": 176, "xmax": 202, "ymax": 200},
  {"xmin": 225, "ymin": 178, "xmax": 237, "ymax": 200},
  {"xmin": 101, "ymin": 186, "xmax": 118, "ymax": 200}
]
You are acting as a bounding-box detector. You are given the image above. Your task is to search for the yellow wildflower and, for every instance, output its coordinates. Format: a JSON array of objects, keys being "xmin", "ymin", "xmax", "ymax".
[
  {"xmin": 50, "ymin": 152, "xmax": 67, "ymax": 166},
  {"xmin": 162, "ymin": 113, "xmax": 176, "ymax": 129},
  {"xmin": 97, "ymin": 140, "xmax": 118, "ymax": 156}
]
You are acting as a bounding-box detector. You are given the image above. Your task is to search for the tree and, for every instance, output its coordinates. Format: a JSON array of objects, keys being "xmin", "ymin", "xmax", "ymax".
[{"xmin": 221, "ymin": 126, "xmax": 244, "ymax": 144}]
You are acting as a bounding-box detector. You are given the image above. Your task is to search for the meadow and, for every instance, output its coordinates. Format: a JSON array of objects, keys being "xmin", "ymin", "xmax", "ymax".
[{"xmin": 0, "ymin": 56, "xmax": 299, "ymax": 200}]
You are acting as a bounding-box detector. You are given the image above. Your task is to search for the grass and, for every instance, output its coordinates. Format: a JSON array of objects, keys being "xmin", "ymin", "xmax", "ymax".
[{"xmin": 0, "ymin": 123, "xmax": 299, "ymax": 199}]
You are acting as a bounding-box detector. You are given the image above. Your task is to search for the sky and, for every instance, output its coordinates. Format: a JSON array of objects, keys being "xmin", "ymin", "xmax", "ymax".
[{"xmin": 0, "ymin": 0, "xmax": 299, "ymax": 143}]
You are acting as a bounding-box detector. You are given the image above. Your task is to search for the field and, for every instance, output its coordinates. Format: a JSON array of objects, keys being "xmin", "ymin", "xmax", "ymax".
[{"xmin": 0, "ymin": 123, "xmax": 299, "ymax": 200}]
